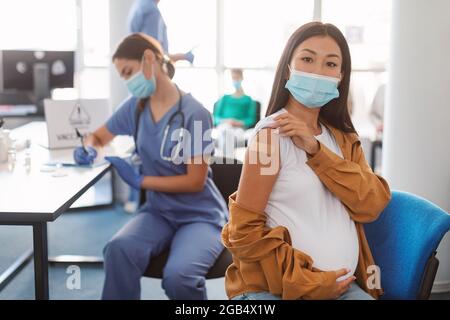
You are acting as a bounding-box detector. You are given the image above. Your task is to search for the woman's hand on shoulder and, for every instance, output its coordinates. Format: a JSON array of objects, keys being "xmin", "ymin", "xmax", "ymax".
[{"xmin": 272, "ymin": 112, "xmax": 320, "ymax": 156}]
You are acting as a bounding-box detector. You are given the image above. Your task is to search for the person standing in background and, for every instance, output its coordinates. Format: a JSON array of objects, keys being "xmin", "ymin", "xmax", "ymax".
[{"xmin": 128, "ymin": 0, "xmax": 194, "ymax": 64}]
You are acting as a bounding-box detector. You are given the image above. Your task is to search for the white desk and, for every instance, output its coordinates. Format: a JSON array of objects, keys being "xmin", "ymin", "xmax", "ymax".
[{"xmin": 0, "ymin": 121, "xmax": 133, "ymax": 299}]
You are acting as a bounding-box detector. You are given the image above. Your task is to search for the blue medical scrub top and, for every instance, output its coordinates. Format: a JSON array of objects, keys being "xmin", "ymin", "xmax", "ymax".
[
  {"xmin": 106, "ymin": 93, "xmax": 228, "ymax": 227},
  {"xmin": 128, "ymin": 0, "xmax": 169, "ymax": 53}
]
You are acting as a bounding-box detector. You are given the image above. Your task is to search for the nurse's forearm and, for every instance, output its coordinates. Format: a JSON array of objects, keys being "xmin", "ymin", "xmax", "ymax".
[
  {"xmin": 85, "ymin": 126, "xmax": 115, "ymax": 148},
  {"xmin": 169, "ymin": 53, "xmax": 185, "ymax": 63},
  {"xmin": 84, "ymin": 133, "xmax": 103, "ymax": 148},
  {"xmin": 141, "ymin": 175, "xmax": 205, "ymax": 193}
]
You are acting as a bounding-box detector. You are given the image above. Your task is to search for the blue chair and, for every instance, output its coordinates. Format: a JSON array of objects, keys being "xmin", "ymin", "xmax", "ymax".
[{"xmin": 364, "ymin": 190, "xmax": 450, "ymax": 299}]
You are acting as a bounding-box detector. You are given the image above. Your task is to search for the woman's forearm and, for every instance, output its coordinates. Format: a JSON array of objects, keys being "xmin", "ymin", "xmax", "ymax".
[{"xmin": 141, "ymin": 174, "xmax": 205, "ymax": 193}]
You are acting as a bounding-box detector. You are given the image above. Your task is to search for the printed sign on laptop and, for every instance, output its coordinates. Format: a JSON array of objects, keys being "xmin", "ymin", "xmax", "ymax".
[{"xmin": 43, "ymin": 99, "xmax": 111, "ymax": 149}]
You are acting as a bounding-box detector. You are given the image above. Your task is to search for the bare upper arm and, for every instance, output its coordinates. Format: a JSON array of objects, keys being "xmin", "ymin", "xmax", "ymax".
[{"xmin": 236, "ymin": 128, "xmax": 281, "ymax": 212}]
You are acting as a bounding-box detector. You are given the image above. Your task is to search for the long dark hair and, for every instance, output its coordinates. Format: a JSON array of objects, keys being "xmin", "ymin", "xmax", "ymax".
[
  {"xmin": 266, "ymin": 22, "xmax": 356, "ymax": 133},
  {"xmin": 112, "ymin": 33, "xmax": 175, "ymax": 112}
]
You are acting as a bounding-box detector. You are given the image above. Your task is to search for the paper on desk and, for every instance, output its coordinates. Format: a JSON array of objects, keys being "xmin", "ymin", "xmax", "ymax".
[
  {"xmin": 43, "ymin": 151, "xmax": 133, "ymax": 168},
  {"xmin": 43, "ymin": 159, "xmax": 109, "ymax": 168}
]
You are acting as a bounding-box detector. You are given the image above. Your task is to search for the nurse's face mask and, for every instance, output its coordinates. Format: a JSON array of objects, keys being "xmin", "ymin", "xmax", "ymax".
[
  {"xmin": 125, "ymin": 59, "xmax": 157, "ymax": 98},
  {"xmin": 285, "ymin": 66, "xmax": 340, "ymax": 108}
]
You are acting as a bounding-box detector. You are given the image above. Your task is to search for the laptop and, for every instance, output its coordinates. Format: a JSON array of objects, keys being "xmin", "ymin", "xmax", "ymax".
[{"xmin": 43, "ymin": 99, "xmax": 111, "ymax": 149}]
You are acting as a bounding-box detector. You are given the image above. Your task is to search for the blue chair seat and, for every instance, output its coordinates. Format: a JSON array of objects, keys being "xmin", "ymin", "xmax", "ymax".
[{"xmin": 364, "ymin": 190, "xmax": 450, "ymax": 299}]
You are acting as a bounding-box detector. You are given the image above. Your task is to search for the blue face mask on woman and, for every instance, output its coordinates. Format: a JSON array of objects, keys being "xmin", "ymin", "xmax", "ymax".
[
  {"xmin": 126, "ymin": 70, "xmax": 156, "ymax": 98},
  {"xmin": 285, "ymin": 67, "xmax": 340, "ymax": 108}
]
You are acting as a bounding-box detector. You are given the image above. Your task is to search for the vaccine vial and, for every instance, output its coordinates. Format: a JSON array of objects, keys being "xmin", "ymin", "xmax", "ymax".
[
  {"xmin": 24, "ymin": 151, "xmax": 31, "ymax": 173},
  {"xmin": 7, "ymin": 148, "xmax": 16, "ymax": 171},
  {"xmin": 0, "ymin": 135, "xmax": 8, "ymax": 163}
]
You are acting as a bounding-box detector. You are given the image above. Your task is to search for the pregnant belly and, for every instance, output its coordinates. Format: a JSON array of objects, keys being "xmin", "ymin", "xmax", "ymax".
[
  {"xmin": 267, "ymin": 213, "xmax": 360, "ymax": 281},
  {"xmin": 294, "ymin": 226, "xmax": 359, "ymax": 281}
]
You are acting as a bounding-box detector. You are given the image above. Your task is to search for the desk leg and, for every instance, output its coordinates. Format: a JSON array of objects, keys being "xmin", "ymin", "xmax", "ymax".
[{"xmin": 33, "ymin": 222, "xmax": 49, "ymax": 300}]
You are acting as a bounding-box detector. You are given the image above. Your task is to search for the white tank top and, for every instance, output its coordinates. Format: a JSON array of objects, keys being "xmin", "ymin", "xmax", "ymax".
[{"xmin": 250, "ymin": 108, "xmax": 359, "ymax": 280}]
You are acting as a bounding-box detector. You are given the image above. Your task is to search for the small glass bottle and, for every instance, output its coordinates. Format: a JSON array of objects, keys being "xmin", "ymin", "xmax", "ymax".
[
  {"xmin": 24, "ymin": 150, "xmax": 31, "ymax": 173},
  {"xmin": 0, "ymin": 135, "xmax": 8, "ymax": 163},
  {"xmin": 7, "ymin": 148, "xmax": 16, "ymax": 171}
]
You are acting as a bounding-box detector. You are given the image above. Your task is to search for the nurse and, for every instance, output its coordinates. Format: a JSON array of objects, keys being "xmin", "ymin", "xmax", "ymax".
[
  {"xmin": 73, "ymin": 33, "xmax": 228, "ymax": 300},
  {"xmin": 128, "ymin": 0, "xmax": 194, "ymax": 64}
]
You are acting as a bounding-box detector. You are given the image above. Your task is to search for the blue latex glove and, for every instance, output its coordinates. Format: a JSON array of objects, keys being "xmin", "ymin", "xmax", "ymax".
[
  {"xmin": 105, "ymin": 156, "xmax": 143, "ymax": 190},
  {"xmin": 73, "ymin": 146, "xmax": 97, "ymax": 165},
  {"xmin": 184, "ymin": 51, "xmax": 195, "ymax": 64}
]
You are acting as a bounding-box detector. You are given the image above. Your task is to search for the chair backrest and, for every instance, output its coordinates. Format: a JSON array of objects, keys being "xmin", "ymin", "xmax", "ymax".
[
  {"xmin": 206, "ymin": 157, "xmax": 242, "ymax": 278},
  {"xmin": 364, "ymin": 190, "xmax": 450, "ymax": 299},
  {"xmin": 140, "ymin": 157, "xmax": 242, "ymax": 206},
  {"xmin": 143, "ymin": 156, "xmax": 242, "ymax": 280},
  {"xmin": 248, "ymin": 101, "xmax": 261, "ymax": 129},
  {"xmin": 210, "ymin": 157, "xmax": 243, "ymax": 202}
]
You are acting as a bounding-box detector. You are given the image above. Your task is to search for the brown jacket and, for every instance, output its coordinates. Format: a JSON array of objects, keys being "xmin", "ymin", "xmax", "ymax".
[{"xmin": 221, "ymin": 121, "xmax": 391, "ymax": 300}]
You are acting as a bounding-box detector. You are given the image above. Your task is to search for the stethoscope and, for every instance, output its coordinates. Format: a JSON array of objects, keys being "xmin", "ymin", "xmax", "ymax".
[{"xmin": 132, "ymin": 84, "xmax": 185, "ymax": 165}]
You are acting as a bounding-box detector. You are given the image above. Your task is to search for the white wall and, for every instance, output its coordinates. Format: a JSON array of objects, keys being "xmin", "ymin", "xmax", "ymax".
[
  {"xmin": 109, "ymin": 0, "xmax": 134, "ymax": 112},
  {"xmin": 109, "ymin": 0, "xmax": 134, "ymax": 203},
  {"xmin": 383, "ymin": 0, "xmax": 450, "ymax": 292}
]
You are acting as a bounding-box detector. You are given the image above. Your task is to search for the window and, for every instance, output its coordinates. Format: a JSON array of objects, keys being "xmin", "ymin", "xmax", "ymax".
[
  {"xmin": 159, "ymin": 0, "xmax": 390, "ymax": 134},
  {"xmin": 322, "ymin": 0, "xmax": 391, "ymax": 70},
  {"xmin": 1, "ymin": 0, "xmax": 391, "ymax": 135},
  {"xmin": 160, "ymin": 0, "xmax": 315, "ymax": 114},
  {"xmin": 81, "ymin": 0, "xmax": 110, "ymax": 68},
  {"xmin": 159, "ymin": 0, "xmax": 217, "ymax": 68},
  {"xmin": 322, "ymin": 0, "xmax": 391, "ymax": 133},
  {"xmin": 78, "ymin": 0, "xmax": 110, "ymax": 98},
  {"xmin": 0, "ymin": 0, "xmax": 110, "ymax": 99},
  {"xmin": 159, "ymin": 0, "xmax": 218, "ymax": 110},
  {"xmin": 173, "ymin": 69, "xmax": 219, "ymax": 111},
  {"xmin": 0, "ymin": 0, "xmax": 77, "ymax": 50},
  {"xmin": 222, "ymin": 0, "xmax": 314, "ymax": 116},
  {"xmin": 223, "ymin": 0, "xmax": 314, "ymax": 69}
]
